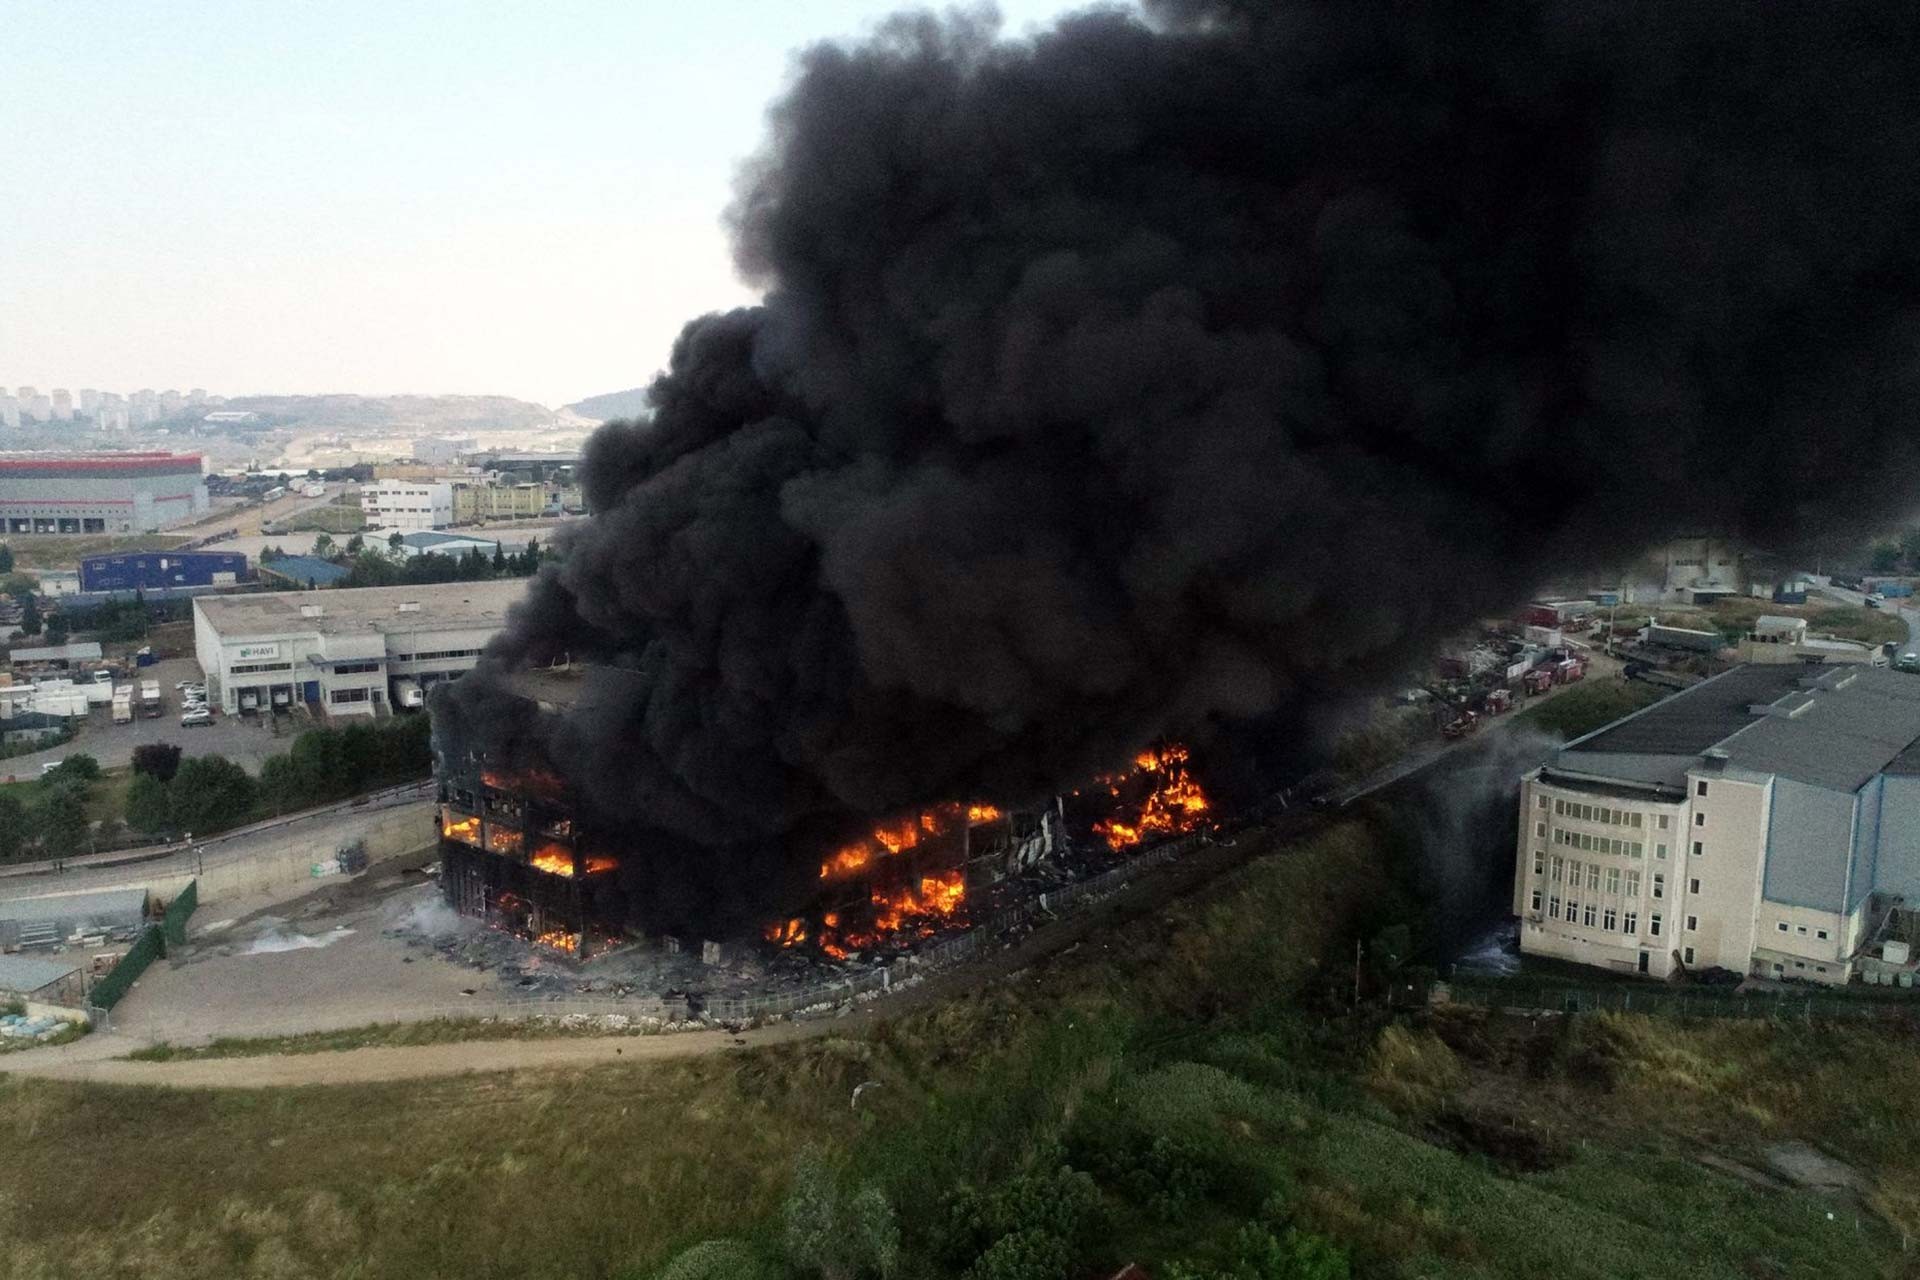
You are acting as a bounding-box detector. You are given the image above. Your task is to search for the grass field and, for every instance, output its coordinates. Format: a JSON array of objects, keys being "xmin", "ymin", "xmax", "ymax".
[
  {"xmin": 1515, "ymin": 676, "xmax": 1665, "ymax": 740},
  {"xmin": 1, "ymin": 817, "xmax": 1915, "ymax": 1279},
  {"xmin": 266, "ymin": 504, "xmax": 365, "ymax": 535},
  {"xmin": 2, "ymin": 533, "xmax": 191, "ymax": 571}
]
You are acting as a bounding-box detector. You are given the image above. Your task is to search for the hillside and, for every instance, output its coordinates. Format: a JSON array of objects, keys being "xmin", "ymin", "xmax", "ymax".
[
  {"xmin": 562, "ymin": 387, "xmax": 650, "ymax": 422},
  {"xmin": 221, "ymin": 394, "xmax": 558, "ymax": 431}
]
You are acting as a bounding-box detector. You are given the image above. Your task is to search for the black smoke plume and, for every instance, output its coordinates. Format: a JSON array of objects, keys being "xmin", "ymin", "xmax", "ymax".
[{"xmin": 442, "ymin": 0, "xmax": 1920, "ymax": 931}]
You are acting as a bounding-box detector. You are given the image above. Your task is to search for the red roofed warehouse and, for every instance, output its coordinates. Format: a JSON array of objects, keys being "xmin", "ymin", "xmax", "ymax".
[{"xmin": 0, "ymin": 452, "xmax": 208, "ymax": 534}]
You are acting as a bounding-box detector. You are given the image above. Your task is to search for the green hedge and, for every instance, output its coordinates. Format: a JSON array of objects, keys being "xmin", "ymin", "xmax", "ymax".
[
  {"xmin": 90, "ymin": 925, "xmax": 163, "ymax": 1011},
  {"xmin": 161, "ymin": 879, "xmax": 198, "ymax": 950}
]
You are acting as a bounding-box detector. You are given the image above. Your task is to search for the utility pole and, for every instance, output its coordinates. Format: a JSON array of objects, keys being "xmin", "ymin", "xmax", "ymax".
[{"xmin": 1353, "ymin": 938, "xmax": 1363, "ymax": 1008}]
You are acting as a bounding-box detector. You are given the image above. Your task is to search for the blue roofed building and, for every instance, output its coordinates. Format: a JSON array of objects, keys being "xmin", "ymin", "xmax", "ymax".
[
  {"xmin": 258, "ymin": 555, "xmax": 350, "ymax": 588},
  {"xmin": 1515, "ymin": 664, "xmax": 1920, "ymax": 985}
]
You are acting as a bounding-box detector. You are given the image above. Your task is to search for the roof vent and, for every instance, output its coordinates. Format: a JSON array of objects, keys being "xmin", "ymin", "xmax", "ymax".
[
  {"xmin": 299, "ymin": 604, "xmax": 323, "ymax": 618},
  {"xmin": 1701, "ymin": 748, "xmax": 1730, "ymax": 772},
  {"xmin": 397, "ymin": 601, "xmax": 421, "ymax": 613}
]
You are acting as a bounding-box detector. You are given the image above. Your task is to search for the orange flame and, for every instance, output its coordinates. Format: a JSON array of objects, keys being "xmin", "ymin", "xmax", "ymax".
[
  {"xmin": 530, "ymin": 843, "xmax": 574, "ymax": 877},
  {"xmin": 1092, "ymin": 743, "xmax": 1211, "ymax": 851},
  {"xmin": 487, "ymin": 825, "xmax": 525, "ymax": 857},
  {"xmin": 817, "ymin": 800, "xmax": 1003, "ymax": 879},
  {"xmin": 483, "ymin": 767, "xmax": 568, "ymax": 801},
  {"xmin": 443, "ymin": 813, "xmax": 482, "ymax": 846},
  {"xmin": 534, "ymin": 929, "xmax": 578, "ymax": 953},
  {"xmin": 772, "ymin": 870, "xmax": 968, "ymax": 959}
]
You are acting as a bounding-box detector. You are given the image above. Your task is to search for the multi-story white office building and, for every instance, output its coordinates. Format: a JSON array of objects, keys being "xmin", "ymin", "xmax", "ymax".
[
  {"xmin": 192, "ymin": 579, "xmax": 525, "ymax": 718},
  {"xmin": 49, "ymin": 389, "xmax": 72, "ymax": 421},
  {"xmin": 362, "ymin": 480, "xmax": 453, "ymax": 531},
  {"xmin": 1515, "ymin": 664, "xmax": 1920, "ymax": 985}
]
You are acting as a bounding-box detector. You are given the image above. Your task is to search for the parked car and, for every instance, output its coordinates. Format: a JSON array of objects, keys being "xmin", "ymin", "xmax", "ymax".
[{"xmin": 181, "ymin": 708, "xmax": 214, "ymax": 728}]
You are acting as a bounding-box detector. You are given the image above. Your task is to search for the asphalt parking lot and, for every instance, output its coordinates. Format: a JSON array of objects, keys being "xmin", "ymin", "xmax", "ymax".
[{"xmin": 0, "ymin": 655, "xmax": 311, "ymax": 780}]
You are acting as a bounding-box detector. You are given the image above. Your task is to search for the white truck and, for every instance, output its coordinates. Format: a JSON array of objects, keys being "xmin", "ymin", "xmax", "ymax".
[
  {"xmin": 111, "ymin": 685, "xmax": 134, "ymax": 724},
  {"xmin": 139, "ymin": 679, "xmax": 162, "ymax": 719},
  {"xmin": 301, "ymin": 482, "xmax": 326, "ymax": 498},
  {"xmin": 393, "ymin": 677, "xmax": 424, "ymax": 710}
]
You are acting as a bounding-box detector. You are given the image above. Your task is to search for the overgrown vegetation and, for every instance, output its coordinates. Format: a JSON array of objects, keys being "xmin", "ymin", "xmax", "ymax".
[
  {"xmin": 1515, "ymin": 676, "xmax": 1664, "ymax": 741},
  {"xmin": 125, "ymin": 1015, "xmax": 654, "ymax": 1062},
  {"xmin": 0, "ymin": 814, "xmax": 1913, "ymax": 1278}
]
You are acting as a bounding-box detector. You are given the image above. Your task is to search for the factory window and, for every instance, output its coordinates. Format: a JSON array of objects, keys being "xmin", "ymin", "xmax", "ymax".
[
  {"xmin": 332, "ymin": 661, "xmax": 381, "ymax": 674},
  {"xmin": 1684, "ymin": 947, "xmax": 1696, "ymax": 965},
  {"xmin": 1551, "ymin": 857, "xmax": 1565, "ymax": 883},
  {"xmin": 1650, "ymin": 913, "xmax": 1663, "ymax": 937},
  {"xmin": 1603, "ymin": 906, "xmax": 1617, "ymax": 931},
  {"xmin": 1694, "ymin": 812, "xmax": 1706, "ymax": 827},
  {"xmin": 1536, "ymin": 822, "xmax": 1546, "ymax": 839},
  {"xmin": 1793, "ymin": 960, "xmax": 1805, "ymax": 970},
  {"xmin": 1816, "ymin": 965, "xmax": 1827, "ymax": 974},
  {"xmin": 1533, "ymin": 851, "xmax": 1544, "ymax": 875},
  {"xmin": 1816, "ymin": 929, "xmax": 1829, "ymax": 940},
  {"xmin": 1685, "ymin": 914, "xmax": 1699, "ymax": 932},
  {"xmin": 1652, "ymin": 873, "xmax": 1665, "ymax": 899},
  {"xmin": 1549, "ymin": 895, "xmax": 1561, "ymax": 919},
  {"xmin": 1565, "ymin": 899, "xmax": 1578, "ymax": 924},
  {"xmin": 1586, "ymin": 864, "xmax": 1600, "ymax": 891},
  {"xmin": 1625, "ymin": 870, "xmax": 1640, "ymax": 897},
  {"xmin": 1692, "ymin": 841, "xmax": 1704, "ymax": 858},
  {"xmin": 231, "ymin": 662, "xmax": 293, "ymax": 675},
  {"xmin": 1630, "ymin": 812, "xmax": 1643, "ymax": 829},
  {"xmin": 1531, "ymin": 889, "xmax": 1542, "ymax": 912},
  {"xmin": 1606, "ymin": 867, "xmax": 1621, "ymax": 896},
  {"xmin": 1689, "ymin": 877, "xmax": 1700, "ymax": 895},
  {"xmin": 329, "ymin": 688, "xmax": 369, "ymax": 704},
  {"xmin": 1696, "ymin": 781, "xmax": 1709, "ymax": 797},
  {"xmin": 1796, "ymin": 925, "xmax": 1807, "ymax": 935},
  {"xmin": 1624, "ymin": 911, "xmax": 1638, "ymax": 934},
  {"xmin": 1537, "ymin": 795, "xmax": 1548, "ymax": 810},
  {"xmin": 1582, "ymin": 903, "xmax": 1596, "ymax": 927},
  {"xmin": 1777, "ymin": 922, "xmax": 1789, "ymax": 933},
  {"xmin": 1658, "ymin": 815, "xmax": 1671, "ymax": 830},
  {"xmin": 1656, "ymin": 843, "xmax": 1668, "ymax": 860}
]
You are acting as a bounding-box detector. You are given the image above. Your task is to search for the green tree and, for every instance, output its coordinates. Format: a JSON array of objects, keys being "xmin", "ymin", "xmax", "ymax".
[
  {"xmin": 0, "ymin": 543, "xmax": 12, "ymax": 573},
  {"xmin": 783, "ymin": 1150, "xmax": 899, "ymax": 1280},
  {"xmin": 345, "ymin": 533, "xmax": 365, "ymax": 555},
  {"xmin": 18, "ymin": 593, "xmax": 41, "ymax": 637},
  {"xmin": 44, "ymin": 619, "xmax": 68, "ymax": 646},
  {"xmin": 168, "ymin": 755, "xmax": 257, "ymax": 835},
  {"xmin": 131, "ymin": 742, "xmax": 183, "ymax": 783},
  {"xmin": 388, "ymin": 530, "xmax": 404, "ymax": 552},
  {"xmin": 259, "ymin": 544, "xmax": 284, "ymax": 564},
  {"xmin": 42, "ymin": 753, "xmax": 100, "ymax": 784},
  {"xmin": 0, "ymin": 791, "xmax": 26, "ymax": 861},
  {"xmin": 491, "ymin": 543, "xmax": 507, "ymax": 574},
  {"xmin": 34, "ymin": 784, "xmax": 92, "ymax": 858},
  {"xmin": 312, "ymin": 533, "xmax": 336, "ymax": 559},
  {"xmin": 1871, "ymin": 541, "xmax": 1901, "ymax": 574},
  {"xmin": 125, "ymin": 770, "xmax": 173, "ymax": 834}
]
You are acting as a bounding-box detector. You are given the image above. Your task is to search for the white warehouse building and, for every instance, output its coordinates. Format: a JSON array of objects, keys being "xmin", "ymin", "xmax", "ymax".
[
  {"xmin": 1515, "ymin": 664, "xmax": 1920, "ymax": 986},
  {"xmin": 362, "ymin": 480, "xmax": 452, "ymax": 531},
  {"xmin": 192, "ymin": 580, "xmax": 526, "ymax": 718}
]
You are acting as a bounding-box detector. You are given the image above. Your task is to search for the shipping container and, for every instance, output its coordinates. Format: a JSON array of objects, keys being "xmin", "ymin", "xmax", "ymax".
[{"xmin": 1645, "ymin": 624, "xmax": 1723, "ymax": 653}]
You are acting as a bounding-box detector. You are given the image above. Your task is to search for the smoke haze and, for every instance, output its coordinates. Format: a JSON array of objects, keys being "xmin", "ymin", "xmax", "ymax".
[{"xmin": 442, "ymin": 0, "xmax": 1920, "ymax": 927}]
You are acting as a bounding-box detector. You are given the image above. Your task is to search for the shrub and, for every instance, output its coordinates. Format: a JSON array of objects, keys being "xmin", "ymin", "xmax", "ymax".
[
  {"xmin": 41, "ymin": 752, "xmax": 100, "ymax": 784},
  {"xmin": 131, "ymin": 742, "xmax": 183, "ymax": 782},
  {"xmin": 168, "ymin": 754, "xmax": 257, "ymax": 836},
  {"xmin": 963, "ymin": 1229, "xmax": 1073, "ymax": 1280},
  {"xmin": 782, "ymin": 1149, "xmax": 899, "ymax": 1279},
  {"xmin": 937, "ymin": 1164, "xmax": 1105, "ymax": 1267},
  {"xmin": 1160, "ymin": 1225, "xmax": 1351, "ymax": 1280},
  {"xmin": 649, "ymin": 1239, "xmax": 787, "ymax": 1280}
]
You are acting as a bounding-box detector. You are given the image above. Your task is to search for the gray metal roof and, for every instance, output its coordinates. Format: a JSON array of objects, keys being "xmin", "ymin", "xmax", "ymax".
[
  {"xmin": 0, "ymin": 887, "xmax": 148, "ymax": 927},
  {"xmin": 0, "ymin": 954, "xmax": 79, "ymax": 994},
  {"xmin": 1717, "ymin": 667, "xmax": 1920, "ymax": 792},
  {"xmin": 1569, "ymin": 664, "xmax": 1804, "ymax": 758},
  {"xmin": 7, "ymin": 642, "xmax": 104, "ymax": 663}
]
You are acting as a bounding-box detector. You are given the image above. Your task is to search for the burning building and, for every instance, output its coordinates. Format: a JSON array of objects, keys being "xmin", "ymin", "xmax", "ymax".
[{"xmin": 434, "ymin": 667, "xmax": 1073, "ymax": 957}]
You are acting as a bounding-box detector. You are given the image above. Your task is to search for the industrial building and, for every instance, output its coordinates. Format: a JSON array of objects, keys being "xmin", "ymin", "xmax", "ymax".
[
  {"xmin": 396, "ymin": 531, "xmax": 502, "ymax": 559},
  {"xmin": 1513, "ymin": 664, "xmax": 1920, "ymax": 986},
  {"xmin": 362, "ymin": 480, "xmax": 452, "ymax": 531},
  {"xmin": 78, "ymin": 550, "xmax": 250, "ymax": 593},
  {"xmin": 0, "ymin": 452, "xmax": 208, "ymax": 534},
  {"xmin": 434, "ymin": 666, "xmax": 1061, "ymax": 956},
  {"xmin": 258, "ymin": 555, "xmax": 350, "ymax": 589},
  {"xmin": 0, "ymin": 956, "xmax": 84, "ymax": 1007},
  {"xmin": 193, "ymin": 578, "xmax": 526, "ymax": 717},
  {"xmin": 451, "ymin": 481, "xmax": 574, "ymax": 524}
]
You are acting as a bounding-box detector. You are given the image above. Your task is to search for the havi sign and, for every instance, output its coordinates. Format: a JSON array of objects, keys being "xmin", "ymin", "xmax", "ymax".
[{"xmin": 236, "ymin": 643, "xmax": 282, "ymax": 661}]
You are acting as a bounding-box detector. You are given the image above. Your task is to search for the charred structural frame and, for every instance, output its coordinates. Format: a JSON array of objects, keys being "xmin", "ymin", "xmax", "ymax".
[{"xmin": 432, "ymin": 668, "xmax": 1065, "ymax": 957}]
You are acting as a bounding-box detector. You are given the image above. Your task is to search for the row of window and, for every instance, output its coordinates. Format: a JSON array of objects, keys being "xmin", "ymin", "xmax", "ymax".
[
  {"xmin": 1775, "ymin": 921, "xmax": 1832, "ymax": 941},
  {"xmin": 1551, "ymin": 828, "xmax": 1647, "ymax": 859},
  {"xmin": 393, "ymin": 648, "xmax": 485, "ymax": 662},
  {"xmin": 1535, "ymin": 890, "xmax": 1655, "ymax": 936},
  {"xmin": 331, "ymin": 660, "xmax": 382, "ymax": 674},
  {"xmin": 329, "ymin": 688, "xmax": 373, "ymax": 704},
  {"xmin": 230, "ymin": 661, "xmax": 293, "ymax": 675},
  {"xmin": 1547, "ymin": 797, "xmax": 1666, "ymax": 830},
  {"xmin": 1541, "ymin": 855, "xmax": 1645, "ymax": 899}
]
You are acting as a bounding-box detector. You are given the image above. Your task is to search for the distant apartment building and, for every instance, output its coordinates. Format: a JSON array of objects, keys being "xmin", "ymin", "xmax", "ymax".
[
  {"xmin": 13, "ymin": 388, "xmax": 37, "ymax": 422},
  {"xmin": 0, "ymin": 394, "xmax": 18, "ymax": 430},
  {"xmin": 362, "ymin": 479, "xmax": 452, "ymax": 531},
  {"xmin": 1657, "ymin": 535, "xmax": 1743, "ymax": 603},
  {"xmin": 1514, "ymin": 664, "xmax": 1920, "ymax": 986},
  {"xmin": 77, "ymin": 389, "xmax": 99, "ymax": 414},
  {"xmin": 49, "ymin": 389, "xmax": 72, "ymax": 421}
]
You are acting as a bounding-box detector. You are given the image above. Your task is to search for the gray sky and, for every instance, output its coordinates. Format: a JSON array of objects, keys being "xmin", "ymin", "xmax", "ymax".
[{"xmin": 0, "ymin": 0, "xmax": 1094, "ymax": 407}]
